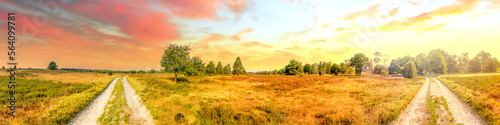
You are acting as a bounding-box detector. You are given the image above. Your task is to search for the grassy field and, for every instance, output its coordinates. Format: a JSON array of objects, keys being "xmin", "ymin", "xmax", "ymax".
[
  {"xmin": 127, "ymin": 74, "xmax": 425, "ymax": 124},
  {"xmin": 437, "ymin": 74, "xmax": 500, "ymax": 124},
  {"xmin": 0, "ymin": 70, "xmax": 119, "ymax": 124}
]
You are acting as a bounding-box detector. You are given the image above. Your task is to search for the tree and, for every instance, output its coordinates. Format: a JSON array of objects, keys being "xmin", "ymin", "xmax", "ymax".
[
  {"xmin": 402, "ymin": 61, "xmax": 416, "ymax": 78},
  {"xmin": 349, "ymin": 53, "xmax": 369, "ymax": 75},
  {"xmin": 373, "ymin": 64, "xmax": 385, "ymax": 74},
  {"xmin": 223, "ymin": 64, "xmax": 231, "ymax": 74},
  {"xmin": 380, "ymin": 69, "xmax": 388, "ymax": 76},
  {"xmin": 428, "ymin": 50, "xmax": 448, "ymax": 74},
  {"xmin": 285, "ymin": 59, "xmax": 302, "ymax": 75},
  {"xmin": 468, "ymin": 57, "xmax": 481, "ymax": 73},
  {"xmin": 312, "ymin": 63, "xmax": 319, "ymax": 74},
  {"xmin": 47, "ymin": 61, "xmax": 58, "ymax": 70},
  {"xmin": 325, "ymin": 62, "xmax": 333, "ymax": 74},
  {"xmin": 374, "ymin": 52, "xmax": 381, "ymax": 65},
  {"xmin": 475, "ymin": 51, "xmax": 498, "ymax": 73},
  {"xmin": 2, "ymin": 66, "xmax": 4, "ymax": 70},
  {"xmin": 415, "ymin": 53, "xmax": 427, "ymax": 75},
  {"xmin": 216, "ymin": 61, "xmax": 223, "ymax": 74},
  {"xmin": 340, "ymin": 60, "xmax": 355, "ymax": 75},
  {"xmin": 458, "ymin": 53, "xmax": 469, "ymax": 73},
  {"xmin": 160, "ymin": 44, "xmax": 191, "ymax": 83},
  {"xmin": 330, "ymin": 63, "xmax": 341, "ymax": 76},
  {"xmin": 149, "ymin": 69, "xmax": 156, "ymax": 73},
  {"xmin": 108, "ymin": 71, "xmax": 113, "ymax": 76},
  {"xmin": 232, "ymin": 57, "xmax": 247, "ymax": 75},
  {"xmin": 318, "ymin": 61, "xmax": 326, "ymax": 75},
  {"xmin": 206, "ymin": 61, "xmax": 216, "ymax": 75},
  {"xmin": 388, "ymin": 59, "xmax": 401, "ymax": 74},
  {"xmin": 303, "ymin": 63, "xmax": 313, "ymax": 74},
  {"xmin": 131, "ymin": 70, "xmax": 137, "ymax": 74},
  {"xmin": 185, "ymin": 56, "xmax": 205, "ymax": 77}
]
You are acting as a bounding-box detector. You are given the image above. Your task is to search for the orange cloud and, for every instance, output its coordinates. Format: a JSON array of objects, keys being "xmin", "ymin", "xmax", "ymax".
[
  {"xmin": 161, "ymin": 0, "xmax": 218, "ymax": 19},
  {"xmin": 240, "ymin": 41, "xmax": 272, "ymax": 48},
  {"xmin": 380, "ymin": 12, "xmax": 433, "ymax": 31},
  {"xmin": 285, "ymin": 45, "xmax": 302, "ymax": 51},
  {"xmin": 231, "ymin": 28, "xmax": 254, "ymax": 41},
  {"xmin": 430, "ymin": 0, "xmax": 482, "ymax": 16},
  {"xmin": 223, "ymin": 0, "xmax": 248, "ymax": 13},
  {"xmin": 199, "ymin": 34, "xmax": 226, "ymax": 49},
  {"xmin": 378, "ymin": 0, "xmax": 485, "ymax": 33},
  {"xmin": 308, "ymin": 39, "xmax": 326, "ymax": 43},
  {"xmin": 161, "ymin": 0, "xmax": 249, "ymax": 19},
  {"xmin": 389, "ymin": 8, "xmax": 399, "ymax": 17}
]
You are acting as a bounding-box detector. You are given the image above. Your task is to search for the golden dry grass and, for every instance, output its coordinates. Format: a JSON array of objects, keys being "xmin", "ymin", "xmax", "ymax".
[
  {"xmin": 127, "ymin": 74, "xmax": 424, "ymax": 124},
  {"xmin": 437, "ymin": 75, "xmax": 500, "ymax": 124},
  {"xmin": 0, "ymin": 70, "xmax": 120, "ymax": 124}
]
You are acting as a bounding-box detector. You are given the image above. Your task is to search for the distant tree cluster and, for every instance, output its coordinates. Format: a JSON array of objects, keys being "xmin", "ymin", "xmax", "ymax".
[
  {"xmin": 160, "ymin": 44, "xmax": 247, "ymax": 82},
  {"xmin": 388, "ymin": 49, "xmax": 499, "ymax": 76},
  {"xmin": 255, "ymin": 53, "xmax": 372, "ymax": 76}
]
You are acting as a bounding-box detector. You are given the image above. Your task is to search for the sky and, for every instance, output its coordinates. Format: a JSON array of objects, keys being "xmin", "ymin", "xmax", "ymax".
[{"xmin": 1, "ymin": 0, "xmax": 499, "ymax": 71}]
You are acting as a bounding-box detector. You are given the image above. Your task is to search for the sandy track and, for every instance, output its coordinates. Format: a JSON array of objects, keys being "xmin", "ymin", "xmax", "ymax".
[
  {"xmin": 392, "ymin": 77, "xmax": 429, "ymax": 125},
  {"xmin": 433, "ymin": 78, "xmax": 486, "ymax": 125},
  {"xmin": 122, "ymin": 76, "xmax": 155, "ymax": 124},
  {"xmin": 69, "ymin": 76, "xmax": 122, "ymax": 125}
]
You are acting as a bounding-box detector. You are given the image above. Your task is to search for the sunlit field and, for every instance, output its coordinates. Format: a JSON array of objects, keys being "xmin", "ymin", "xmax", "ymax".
[
  {"xmin": 0, "ymin": 70, "xmax": 119, "ymax": 124},
  {"xmin": 127, "ymin": 73, "xmax": 424, "ymax": 124},
  {"xmin": 437, "ymin": 74, "xmax": 500, "ymax": 124}
]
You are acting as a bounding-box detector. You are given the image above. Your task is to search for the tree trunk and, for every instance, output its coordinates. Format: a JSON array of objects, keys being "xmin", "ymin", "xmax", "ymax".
[{"xmin": 174, "ymin": 72, "xmax": 177, "ymax": 83}]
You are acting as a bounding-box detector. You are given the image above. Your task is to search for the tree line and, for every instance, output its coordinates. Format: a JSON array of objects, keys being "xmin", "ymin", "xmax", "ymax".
[
  {"xmin": 254, "ymin": 49, "xmax": 500, "ymax": 79},
  {"xmin": 160, "ymin": 44, "xmax": 247, "ymax": 82},
  {"xmin": 388, "ymin": 49, "xmax": 500, "ymax": 75}
]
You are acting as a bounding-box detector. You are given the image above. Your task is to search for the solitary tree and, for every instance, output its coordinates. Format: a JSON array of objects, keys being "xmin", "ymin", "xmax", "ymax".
[
  {"xmin": 428, "ymin": 50, "xmax": 448, "ymax": 74},
  {"xmin": 303, "ymin": 63, "xmax": 313, "ymax": 74},
  {"xmin": 330, "ymin": 63, "xmax": 341, "ymax": 76},
  {"xmin": 216, "ymin": 61, "xmax": 223, "ymax": 74},
  {"xmin": 232, "ymin": 57, "xmax": 247, "ymax": 75},
  {"xmin": 160, "ymin": 44, "xmax": 191, "ymax": 83},
  {"xmin": 47, "ymin": 61, "xmax": 58, "ymax": 70},
  {"xmin": 350, "ymin": 53, "xmax": 369, "ymax": 75},
  {"xmin": 108, "ymin": 71, "xmax": 113, "ymax": 76},
  {"xmin": 284, "ymin": 59, "xmax": 302, "ymax": 75},
  {"xmin": 2, "ymin": 66, "xmax": 4, "ymax": 70}
]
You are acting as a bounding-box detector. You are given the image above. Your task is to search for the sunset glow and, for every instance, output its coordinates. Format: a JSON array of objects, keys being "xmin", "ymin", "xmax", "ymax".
[{"xmin": 1, "ymin": 0, "xmax": 499, "ymax": 71}]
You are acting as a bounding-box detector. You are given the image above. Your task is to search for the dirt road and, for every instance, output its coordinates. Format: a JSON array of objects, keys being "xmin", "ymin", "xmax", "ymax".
[
  {"xmin": 122, "ymin": 76, "xmax": 155, "ymax": 124},
  {"xmin": 393, "ymin": 78, "xmax": 429, "ymax": 125},
  {"xmin": 394, "ymin": 77, "xmax": 486, "ymax": 125},
  {"xmin": 69, "ymin": 76, "xmax": 154, "ymax": 125},
  {"xmin": 69, "ymin": 76, "xmax": 122, "ymax": 125},
  {"xmin": 433, "ymin": 78, "xmax": 486, "ymax": 125}
]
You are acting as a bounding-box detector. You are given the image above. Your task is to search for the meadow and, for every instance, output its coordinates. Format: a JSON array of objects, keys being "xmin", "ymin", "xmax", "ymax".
[
  {"xmin": 437, "ymin": 74, "xmax": 500, "ymax": 124},
  {"xmin": 0, "ymin": 70, "xmax": 119, "ymax": 124},
  {"xmin": 127, "ymin": 73, "xmax": 425, "ymax": 124}
]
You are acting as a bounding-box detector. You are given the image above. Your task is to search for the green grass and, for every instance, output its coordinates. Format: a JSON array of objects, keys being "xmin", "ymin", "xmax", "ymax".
[
  {"xmin": 99, "ymin": 77, "xmax": 130, "ymax": 124},
  {"xmin": 437, "ymin": 75, "xmax": 500, "ymax": 124},
  {"xmin": 0, "ymin": 71, "xmax": 119, "ymax": 124},
  {"xmin": 426, "ymin": 96, "xmax": 438, "ymax": 125}
]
